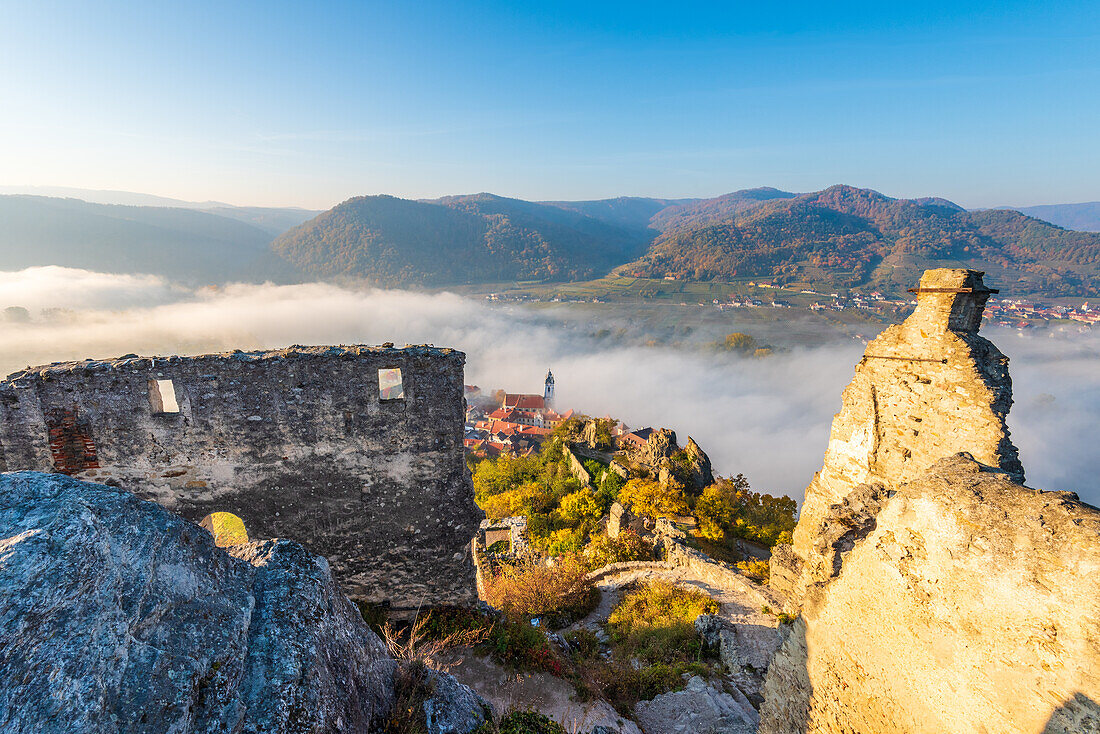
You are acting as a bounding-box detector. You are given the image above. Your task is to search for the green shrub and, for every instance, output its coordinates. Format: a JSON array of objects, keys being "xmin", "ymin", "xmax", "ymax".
[
  {"xmin": 471, "ymin": 438, "xmax": 607, "ymax": 552},
  {"xmin": 498, "ymin": 711, "xmax": 567, "ymax": 734},
  {"xmin": 606, "ymin": 580, "xmax": 719, "ymax": 665},
  {"xmin": 483, "ymin": 619, "xmax": 564, "ymax": 676},
  {"xmin": 691, "ymin": 475, "xmax": 797, "ymax": 548},
  {"xmin": 570, "ymin": 658, "xmax": 709, "ymax": 715},
  {"xmin": 563, "ymin": 628, "xmax": 601, "ymax": 659},
  {"xmin": 736, "ymin": 558, "xmax": 770, "ymax": 583}
]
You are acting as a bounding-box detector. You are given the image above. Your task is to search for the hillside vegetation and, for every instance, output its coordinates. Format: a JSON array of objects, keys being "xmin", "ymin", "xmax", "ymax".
[
  {"xmin": 278, "ymin": 184, "xmax": 1100, "ymax": 295},
  {"xmin": 648, "ymin": 186, "xmax": 797, "ymax": 232},
  {"xmin": 623, "ymin": 185, "xmax": 1100, "ymax": 297},
  {"xmin": 7, "ymin": 186, "xmax": 1100, "ymax": 297},
  {"xmin": 541, "ymin": 196, "xmax": 694, "ymax": 233},
  {"xmin": 270, "ymin": 193, "xmax": 652, "ymax": 287}
]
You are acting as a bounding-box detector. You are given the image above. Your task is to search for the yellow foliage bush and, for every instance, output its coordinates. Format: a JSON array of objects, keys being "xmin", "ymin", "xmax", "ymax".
[
  {"xmin": 617, "ymin": 478, "xmax": 689, "ymax": 520},
  {"xmin": 606, "ymin": 580, "xmax": 719, "ymax": 664},
  {"xmin": 483, "ymin": 554, "xmax": 597, "ymax": 626}
]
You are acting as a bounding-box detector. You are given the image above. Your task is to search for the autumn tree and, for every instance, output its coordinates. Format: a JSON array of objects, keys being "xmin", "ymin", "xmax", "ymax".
[{"xmin": 618, "ymin": 477, "xmax": 690, "ymax": 520}]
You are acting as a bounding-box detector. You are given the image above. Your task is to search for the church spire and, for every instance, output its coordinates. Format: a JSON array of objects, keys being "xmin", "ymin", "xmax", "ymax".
[{"xmin": 544, "ymin": 369, "xmax": 554, "ymax": 407}]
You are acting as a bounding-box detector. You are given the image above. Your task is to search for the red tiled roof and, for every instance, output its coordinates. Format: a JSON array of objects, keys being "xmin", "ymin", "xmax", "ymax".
[{"xmin": 503, "ymin": 394, "xmax": 545, "ymax": 410}]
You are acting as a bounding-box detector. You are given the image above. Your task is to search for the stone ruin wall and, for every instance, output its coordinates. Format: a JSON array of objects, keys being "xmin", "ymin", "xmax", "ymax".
[
  {"xmin": 0, "ymin": 345, "xmax": 481, "ymax": 611},
  {"xmin": 760, "ymin": 269, "xmax": 1100, "ymax": 733},
  {"xmin": 791, "ymin": 268, "xmax": 1023, "ymax": 561}
]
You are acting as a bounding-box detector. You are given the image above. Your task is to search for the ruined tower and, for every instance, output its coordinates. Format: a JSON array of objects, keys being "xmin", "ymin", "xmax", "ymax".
[
  {"xmin": 757, "ymin": 271, "xmax": 1100, "ymax": 734},
  {"xmin": 789, "ymin": 269, "xmax": 1023, "ymax": 562}
]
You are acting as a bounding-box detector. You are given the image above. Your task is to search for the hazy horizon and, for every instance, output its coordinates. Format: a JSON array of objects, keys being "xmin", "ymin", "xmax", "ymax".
[{"xmin": 3, "ymin": 182, "xmax": 1100, "ymax": 214}]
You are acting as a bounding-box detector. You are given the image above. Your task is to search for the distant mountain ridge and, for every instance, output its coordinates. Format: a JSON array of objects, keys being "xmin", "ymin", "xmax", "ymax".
[
  {"xmin": 648, "ymin": 187, "xmax": 798, "ymax": 232},
  {"xmin": 540, "ymin": 197, "xmax": 698, "ymax": 233},
  {"xmin": 3, "ymin": 186, "xmax": 1099, "ymax": 296},
  {"xmin": 1005, "ymin": 202, "xmax": 1100, "ymax": 233},
  {"xmin": 623, "ymin": 185, "xmax": 1100, "ymax": 297},
  {"xmin": 0, "ymin": 195, "xmax": 297, "ymax": 284}
]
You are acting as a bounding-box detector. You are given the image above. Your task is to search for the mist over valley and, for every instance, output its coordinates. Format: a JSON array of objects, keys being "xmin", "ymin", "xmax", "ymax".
[{"xmin": 2, "ymin": 266, "xmax": 1094, "ymax": 506}]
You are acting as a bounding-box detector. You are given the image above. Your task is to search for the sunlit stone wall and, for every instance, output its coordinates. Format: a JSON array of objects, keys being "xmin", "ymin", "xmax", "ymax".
[{"xmin": 0, "ymin": 344, "xmax": 480, "ymax": 610}]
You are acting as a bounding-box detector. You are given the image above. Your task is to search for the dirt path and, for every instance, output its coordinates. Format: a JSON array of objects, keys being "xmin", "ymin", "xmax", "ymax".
[
  {"xmin": 445, "ymin": 566, "xmax": 775, "ymax": 733},
  {"xmin": 436, "ymin": 648, "xmax": 642, "ymax": 734}
]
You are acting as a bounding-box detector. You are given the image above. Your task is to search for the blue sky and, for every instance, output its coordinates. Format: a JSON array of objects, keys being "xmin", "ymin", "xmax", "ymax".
[{"xmin": 1, "ymin": 0, "xmax": 1097, "ymax": 208}]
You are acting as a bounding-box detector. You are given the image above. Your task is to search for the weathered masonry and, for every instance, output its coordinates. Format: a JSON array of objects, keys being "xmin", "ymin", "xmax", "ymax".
[{"xmin": 0, "ymin": 345, "xmax": 481, "ymax": 610}]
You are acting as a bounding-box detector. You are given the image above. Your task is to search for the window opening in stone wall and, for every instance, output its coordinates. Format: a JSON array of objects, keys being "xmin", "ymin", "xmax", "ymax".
[
  {"xmin": 378, "ymin": 368, "xmax": 404, "ymax": 400},
  {"xmin": 148, "ymin": 379, "xmax": 180, "ymax": 413}
]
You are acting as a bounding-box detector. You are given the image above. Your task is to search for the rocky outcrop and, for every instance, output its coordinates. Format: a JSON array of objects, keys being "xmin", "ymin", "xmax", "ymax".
[
  {"xmin": 773, "ymin": 269, "xmax": 1025, "ymax": 604},
  {"xmin": 682, "ymin": 436, "xmax": 714, "ymax": 489},
  {"xmin": 623, "ymin": 429, "xmax": 714, "ymax": 491},
  {"xmin": 635, "ymin": 676, "xmax": 759, "ymax": 734},
  {"xmin": 759, "ymin": 454, "xmax": 1100, "ymax": 734},
  {"xmin": 0, "ymin": 471, "xmax": 488, "ymax": 734},
  {"xmin": 757, "ymin": 270, "xmax": 1100, "ymax": 732},
  {"xmin": 607, "ymin": 501, "xmax": 634, "ymax": 538},
  {"xmin": 790, "ymin": 269, "xmax": 1022, "ymax": 563},
  {"xmin": 564, "ymin": 444, "xmax": 594, "ymax": 487},
  {"xmin": 640, "ymin": 428, "xmax": 678, "ymax": 466},
  {"xmin": 695, "ymin": 615, "xmax": 783, "ymax": 700}
]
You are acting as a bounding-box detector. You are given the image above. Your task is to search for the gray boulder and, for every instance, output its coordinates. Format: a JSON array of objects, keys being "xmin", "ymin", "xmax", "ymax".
[
  {"xmin": 422, "ymin": 667, "xmax": 492, "ymax": 734},
  {"xmin": 694, "ymin": 615, "xmax": 782, "ymax": 700},
  {"xmin": 0, "ymin": 471, "xmax": 485, "ymax": 733},
  {"xmin": 635, "ymin": 676, "xmax": 759, "ymax": 734}
]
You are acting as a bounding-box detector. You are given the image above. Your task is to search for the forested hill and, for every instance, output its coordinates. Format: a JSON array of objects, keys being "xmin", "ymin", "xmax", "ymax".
[
  {"xmin": 9, "ymin": 186, "xmax": 1096, "ymax": 296},
  {"xmin": 269, "ymin": 193, "xmax": 654, "ymax": 286},
  {"xmin": 648, "ymin": 187, "xmax": 798, "ymax": 232},
  {"xmin": 0, "ymin": 195, "xmax": 293, "ymax": 284},
  {"xmin": 622, "ymin": 185, "xmax": 1100, "ymax": 297}
]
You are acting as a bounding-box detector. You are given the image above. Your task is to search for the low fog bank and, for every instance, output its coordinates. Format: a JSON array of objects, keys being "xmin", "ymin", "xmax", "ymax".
[{"xmin": 0, "ymin": 267, "xmax": 1095, "ymax": 505}]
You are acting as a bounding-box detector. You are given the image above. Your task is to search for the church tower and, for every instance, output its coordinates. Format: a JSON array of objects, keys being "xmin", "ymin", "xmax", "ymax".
[{"xmin": 544, "ymin": 369, "xmax": 554, "ymax": 407}]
